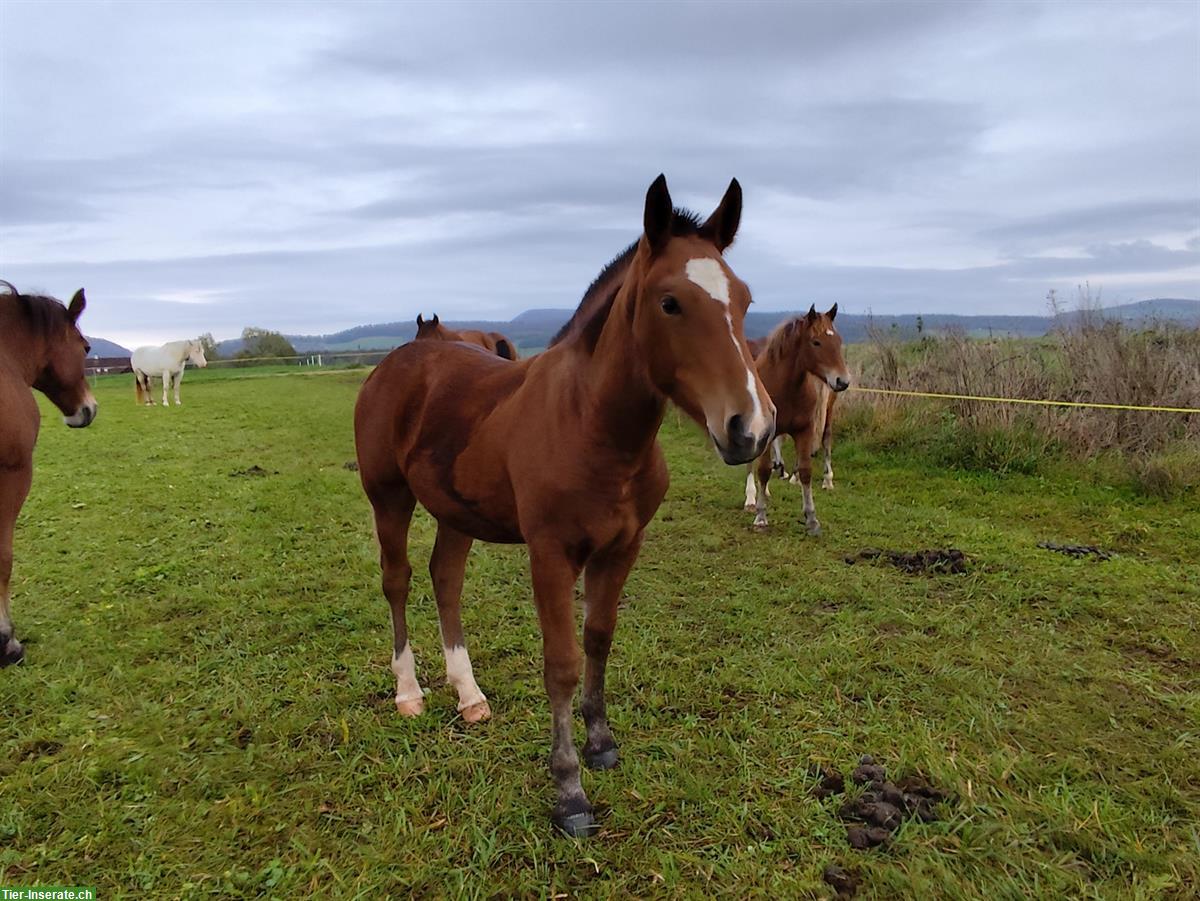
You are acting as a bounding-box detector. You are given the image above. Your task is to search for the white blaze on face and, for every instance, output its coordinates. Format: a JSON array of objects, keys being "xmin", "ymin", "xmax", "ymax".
[{"xmin": 684, "ymin": 257, "xmax": 770, "ymax": 438}]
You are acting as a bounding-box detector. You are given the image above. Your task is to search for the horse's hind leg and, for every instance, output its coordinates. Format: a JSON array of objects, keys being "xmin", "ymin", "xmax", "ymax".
[
  {"xmin": 429, "ymin": 524, "xmax": 490, "ymax": 723},
  {"xmin": 743, "ymin": 463, "xmax": 757, "ymax": 511},
  {"xmin": 752, "ymin": 453, "xmax": 772, "ymax": 531},
  {"xmin": 0, "ymin": 466, "xmax": 32, "ymax": 666},
  {"xmin": 580, "ymin": 534, "xmax": 642, "ymax": 771},
  {"xmin": 821, "ymin": 398, "xmax": 836, "ymax": 490},
  {"xmin": 371, "ymin": 485, "xmax": 425, "ymax": 715}
]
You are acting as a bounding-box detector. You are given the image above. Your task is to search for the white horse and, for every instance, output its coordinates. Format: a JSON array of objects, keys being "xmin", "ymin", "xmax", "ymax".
[{"xmin": 131, "ymin": 340, "xmax": 208, "ymax": 406}]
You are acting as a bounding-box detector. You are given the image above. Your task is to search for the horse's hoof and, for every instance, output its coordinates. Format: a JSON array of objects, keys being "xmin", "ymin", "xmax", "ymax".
[
  {"xmin": 553, "ymin": 807, "xmax": 599, "ymax": 839},
  {"xmin": 395, "ymin": 696, "xmax": 425, "ymax": 717},
  {"xmin": 752, "ymin": 521, "xmax": 770, "ymax": 533},
  {"xmin": 743, "ymin": 503, "xmax": 756, "ymax": 512},
  {"xmin": 807, "ymin": 522, "xmax": 822, "ymax": 537},
  {"xmin": 584, "ymin": 746, "xmax": 619, "ymax": 770},
  {"xmin": 821, "ymin": 482, "xmax": 834, "ymax": 491},
  {"xmin": 459, "ymin": 699, "xmax": 491, "ymax": 723}
]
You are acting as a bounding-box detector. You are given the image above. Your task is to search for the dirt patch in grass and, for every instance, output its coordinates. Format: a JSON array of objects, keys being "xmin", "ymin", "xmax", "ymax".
[
  {"xmin": 229, "ymin": 465, "xmax": 276, "ymax": 477},
  {"xmin": 823, "ymin": 863, "xmax": 862, "ymax": 897},
  {"xmin": 1038, "ymin": 542, "xmax": 1113, "ymax": 560},
  {"xmin": 844, "ymin": 548, "xmax": 968, "ymax": 574},
  {"xmin": 814, "ymin": 756, "xmax": 953, "ymax": 852}
]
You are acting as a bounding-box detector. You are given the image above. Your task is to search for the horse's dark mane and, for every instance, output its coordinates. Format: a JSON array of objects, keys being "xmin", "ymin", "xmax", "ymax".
[
  {"xmin": 1, "ymin": 290, "xmax": 70, "ymax": 341},
  {"xmin": 549, "ymin": 208, "xmax": 706, "ymax": 349},
  {"xmin": 764, "ymin": 315, "xmax": 806, "ymax": 365}
]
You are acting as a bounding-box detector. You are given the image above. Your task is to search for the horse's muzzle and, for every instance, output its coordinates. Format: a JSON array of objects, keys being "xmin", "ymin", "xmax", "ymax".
[
  {"xmin": 713, "ymin": 414, "xmax": 773, "ymax": 465},
  {"xmin": 64, "ymin": 401, "xmax": 97, "ymax": 428}
]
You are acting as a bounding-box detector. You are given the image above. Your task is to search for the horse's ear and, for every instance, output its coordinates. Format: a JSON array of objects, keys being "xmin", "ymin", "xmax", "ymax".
[
  {"xmin": 416, "ymin": 314, "xmax": 424, "ymax": 326},
  {"xmin": 643, "ymin": 173, "xmax": 673, "ymax": 254},
  {"xmin": 827, "ymin": 303, "xmax": 838, "ymax": 322},
  {"xmin": 701, "ymin": 177, "xmax": 742, "ymax": 252},
  {"xmin": 68, "ymin": 288, "xmax": 86, "ymax": 322},
  {"xmin": 805, "ymin": 304, "xmax": 818, "ymax": 326},
  {"xmin": 432, "ymin": 313, "xmax": 439, "ymax": 325}
]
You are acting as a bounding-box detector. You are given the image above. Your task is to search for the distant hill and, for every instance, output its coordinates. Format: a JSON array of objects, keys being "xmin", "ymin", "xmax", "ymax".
[
  {"xmin": 213, "ymin": 298, "xmax": 1200, "ymax": 357},
  {"xmin": 87, "ymin": 337, "xmax": 130, "ymax": 357}
]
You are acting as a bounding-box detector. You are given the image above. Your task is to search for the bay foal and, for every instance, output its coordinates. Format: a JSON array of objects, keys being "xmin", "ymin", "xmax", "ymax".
[
  {"xmin": 0, "ymin": 282, "xmax": 97, "ymax": 666},
  {"xmin": 414, "ymin": 313, "xmax": 519, "ymax": 360},
  {"xmin": 355, "ymin": 176, "xmax": 774, "ymax": 836},
  {"xmin": 744, "ymin": 306, "xmax": 849, "ymax": 533}
]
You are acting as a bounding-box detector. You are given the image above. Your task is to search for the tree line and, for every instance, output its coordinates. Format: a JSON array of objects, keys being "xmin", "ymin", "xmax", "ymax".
[{"xmin": 196, "ymin": 328, "xmax": 297, "ymax": 362}]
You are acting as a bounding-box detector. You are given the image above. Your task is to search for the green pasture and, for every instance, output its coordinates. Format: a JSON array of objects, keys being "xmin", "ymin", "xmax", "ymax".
[{"xmin": 2, "ymin": 367, "xmax": 1197, "ymax": 898}]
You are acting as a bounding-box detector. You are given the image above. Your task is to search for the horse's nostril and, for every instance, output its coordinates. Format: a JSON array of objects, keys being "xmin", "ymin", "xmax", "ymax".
[{"xmin": 727, "ymin": 414, "xmax": 745, "ymax": 439}]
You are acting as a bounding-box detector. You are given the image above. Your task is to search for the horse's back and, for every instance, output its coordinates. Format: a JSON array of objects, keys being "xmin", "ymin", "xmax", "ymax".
[{"xmin": 356, "ymin": 341, "xmax": 528, "ymax": 541}]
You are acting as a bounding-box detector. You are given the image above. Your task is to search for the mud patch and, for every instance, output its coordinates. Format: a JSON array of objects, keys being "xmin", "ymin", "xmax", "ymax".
[
  {"xmin": 16, "ymin": 739, "xmax": 63, "ymax": 762},
  {"xmin": 812, "ymin": 755, "xmax": 953, "ymax": 851},
  {"xmin": 1038, "ymin": 542, "xmax": 1112, "ymax": 560},
  {"xmin": 822, "ymin": 863, "xmax": 861, "ymax": 898},
  {"xmin": 229, "ymin": 465, "xmax": 276, "ymax": 478},
  {"xmin": 845, "ymin": 548, "xmax": 967, "ymax": 574},
  {"xmin": 343, "ymin": 461, "xmax": 359, "ymax": 472},
  {"xmin": 233, "ymin": 726, "xmax": 253, "ymax": 749}
]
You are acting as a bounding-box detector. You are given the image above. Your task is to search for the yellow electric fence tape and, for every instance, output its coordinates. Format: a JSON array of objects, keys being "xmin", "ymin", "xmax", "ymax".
[{"xmin": 853, "ymin": 386, "xmax": 1200, "ymax": 415}]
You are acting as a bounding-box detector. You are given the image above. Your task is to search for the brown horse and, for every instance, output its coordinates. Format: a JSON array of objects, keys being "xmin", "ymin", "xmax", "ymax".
[
  {"xmin": 414, "ymin": 313, "xmax": 519, "ymax": 360},
  {"xmin": 355, "ymin": 175, "xmax": 774, "ymax": 837},
  {"xmin": 0, "ymin": 281, "xmax": 97, "ymax": 666},
  {"xmin": 744, "ymin": 305, "xmax": 849, "ymax": 534},
  {"xmin": 749, "ymin": 331, "xmax": 841, "ymax": 491}
]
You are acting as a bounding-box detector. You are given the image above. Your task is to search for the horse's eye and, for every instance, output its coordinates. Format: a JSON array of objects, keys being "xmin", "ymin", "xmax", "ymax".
[
  {"xmin": 660, "ymin": 296, "xmax": 681, "ymax": 316},
  {"xmin": 812, "ymin": 340, "xmax": 822, "ymax": 347},
  {"xmin": 84, "ymin": 343, "xmax": 92, "ymax": 353}
]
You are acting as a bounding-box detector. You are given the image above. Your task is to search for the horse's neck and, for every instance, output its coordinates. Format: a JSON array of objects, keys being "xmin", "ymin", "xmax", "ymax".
[
  {"xmin": 571, "ymin": 276, "xmax": 665, "ymax": 458},
  {"xmin": 764, "ymin": 339, "xmax": 812, "ymax": 396},
  {"xmin": 0, "ymin": 308, "xmax": 42, "ymax": 385}
]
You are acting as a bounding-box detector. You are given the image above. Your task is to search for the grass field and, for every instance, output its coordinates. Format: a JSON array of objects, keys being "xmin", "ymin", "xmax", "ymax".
[{"xmin": 2, "ymin": 366, "xmax": 1197, "ymax": 899}]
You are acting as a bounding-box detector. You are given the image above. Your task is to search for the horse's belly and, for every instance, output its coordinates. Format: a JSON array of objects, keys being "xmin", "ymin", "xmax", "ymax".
[{"xmin": 405, "ymin": 453, "xmax": 524, "ymax": 544}]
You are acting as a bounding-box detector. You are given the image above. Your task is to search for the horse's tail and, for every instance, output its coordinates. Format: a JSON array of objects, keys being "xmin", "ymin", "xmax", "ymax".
[
  {"xmin": 494, "ymin": 337, "xmax": 516, "ymax": 361},
  {"xmin": 134, "ymin": 370, "xmax": 145, "ymax": 404}
]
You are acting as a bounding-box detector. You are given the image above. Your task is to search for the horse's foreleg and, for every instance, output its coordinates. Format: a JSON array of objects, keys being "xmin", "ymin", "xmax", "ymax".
[
  {"xmin": 161, "ymin": 370, "xmax": 171, "ymax": 406},
  {"xmin": 0, "ymin": 466, "xmax": 32, "ymax": 666},
  {"xmin": 430, "ymin": 524, "xmax": 489, "ymax": 723},
  {"xmin": 795, "ymin": 431, "xmax": 821, "ymax": 535},
  {"xmin": 743, "ymin": 464, "xmax": 757, "ymax": 511},
  {"xmin": 372, "ymin": 486, "xmax": 423, "ymax": 715},
  {"xmin": 529, "ymin": 540, "xmax": 592, "ymax": 837},
  {"xmin": 173, "ymin": 368, "xmax": 184, "ymax": 406},
  {"xmin": 752, "ymin": 454, "xmax": 772, "ymax": 531},
  {"xmin": 580, "ymin": 534, "xmax": 641, "ymax": 771}
]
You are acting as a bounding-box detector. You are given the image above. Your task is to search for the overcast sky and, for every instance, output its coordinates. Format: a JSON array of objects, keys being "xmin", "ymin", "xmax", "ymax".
[{"xmin": 2, "ymin": 0, "xmax": 1198, "ymax": 347}]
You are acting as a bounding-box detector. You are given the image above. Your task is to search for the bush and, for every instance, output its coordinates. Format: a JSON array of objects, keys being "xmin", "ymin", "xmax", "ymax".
[{"xmin": 845, "ymin": 301, "xmax": 1199, "ymax": 491}]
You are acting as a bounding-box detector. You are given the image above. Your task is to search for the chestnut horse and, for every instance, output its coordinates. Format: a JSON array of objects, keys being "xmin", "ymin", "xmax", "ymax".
[
  {"xmin": 0, "ymin": 281, "xmax": 97, "ymax": 666},
  {"xmin": 744, "ymin": 305, "xmax": 849, "ymax": 534},
  {"xmin": 749, "ymin": 331, "xmax": 841, "ymax": 491},
  {"xmin": 355, "ymin": 175, "xmax": 774, "ymax": 837},
  {"xmin": 414, "ymin": 313, "xmax": 519, "ymax": 360}
]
